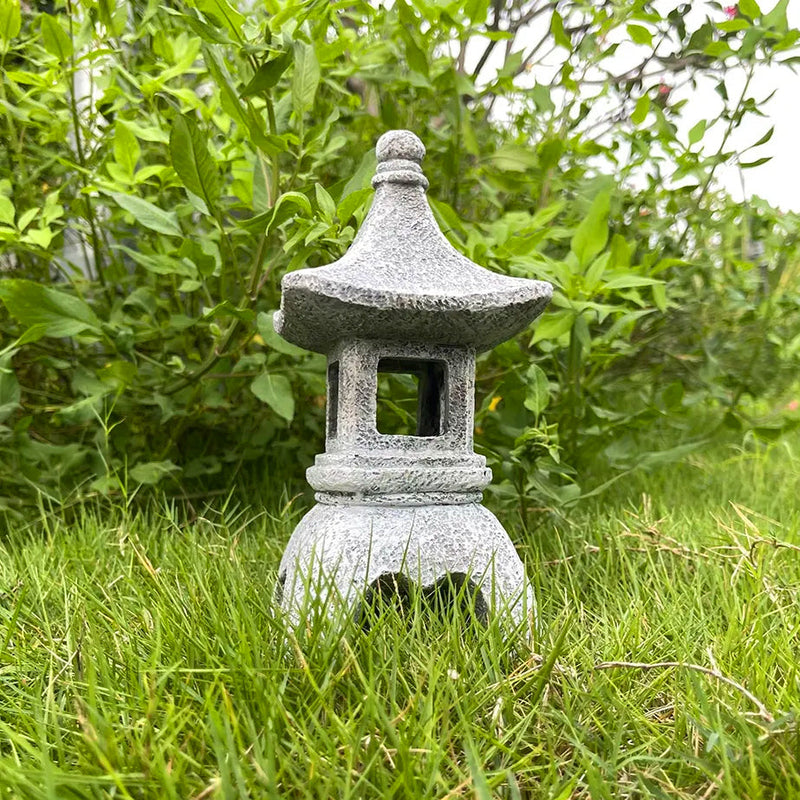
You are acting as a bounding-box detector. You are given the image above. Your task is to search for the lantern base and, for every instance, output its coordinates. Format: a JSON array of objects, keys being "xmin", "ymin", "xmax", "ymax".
[{"xmin": 277, "ymin": 502, "xmax": 533, "ymax": 630}]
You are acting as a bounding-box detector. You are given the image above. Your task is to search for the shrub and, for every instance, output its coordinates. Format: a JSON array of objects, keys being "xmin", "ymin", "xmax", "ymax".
[{"xmin": 0, "ymin": 0, "xmax": 798, "ymax": 521}]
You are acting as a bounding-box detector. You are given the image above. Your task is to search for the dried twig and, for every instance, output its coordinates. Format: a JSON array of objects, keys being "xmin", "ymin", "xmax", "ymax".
[
  {"xmin": 700, "ymin": 768, "xmax": 725, "ymax": 800},
  {"xmin": 594, "ymin": 660, "xmax": 774, "ymax": 724},
  {"xmin": 617, "ymin": 512, "xmax": 711, "ymax": 562},
  {"xmin": 748, "ymin": 538, "xmax": 800, "ymax": 562},
  {"xmin": 442, "ymin": 777, "xmax": 472, "ymax": 799},
  {"xmin": 542, "ymin": 544, "xmax": 600, "ymax": 565}
]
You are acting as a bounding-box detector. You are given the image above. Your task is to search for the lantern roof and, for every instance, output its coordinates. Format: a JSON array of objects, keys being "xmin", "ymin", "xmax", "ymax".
[{"xmin": 274, "ymin": 130, "xmax": 552, "ymax": 354}]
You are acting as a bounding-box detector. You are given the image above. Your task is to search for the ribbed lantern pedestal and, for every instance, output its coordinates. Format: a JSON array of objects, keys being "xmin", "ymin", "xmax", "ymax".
[
  {"xmin": 279, "ymin": 503, "xmax": 531, "ymax": 624},
  {"xmin": 274, "ymin": 130, "xmax": 552, "ymax": 627}
]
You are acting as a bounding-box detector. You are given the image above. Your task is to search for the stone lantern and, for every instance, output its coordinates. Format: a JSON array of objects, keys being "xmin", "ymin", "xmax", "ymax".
[{"xmin": 274, "ymin": 130, "xmax": 552, "ymax": 626}]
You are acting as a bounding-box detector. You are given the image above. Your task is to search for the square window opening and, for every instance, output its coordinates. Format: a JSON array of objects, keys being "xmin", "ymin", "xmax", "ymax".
[
  {"xmin": 327, "ymin": 361, "xmax": 339, "ymax": 439},
  {"xmin": 376, "ymin": 358, "xmax": 447, "ymax": 437}
]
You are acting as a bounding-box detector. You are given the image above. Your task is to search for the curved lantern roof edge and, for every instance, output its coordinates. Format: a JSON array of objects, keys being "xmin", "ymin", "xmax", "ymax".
[{"xmin": 275, "ymin": 129, "xmax": 553, "ymax": 355}]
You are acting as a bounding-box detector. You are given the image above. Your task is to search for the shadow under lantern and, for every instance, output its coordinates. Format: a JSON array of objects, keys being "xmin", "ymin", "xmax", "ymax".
[{"xmin": 274, "ymin": 130, "xmax": 552, "ymax": 626}]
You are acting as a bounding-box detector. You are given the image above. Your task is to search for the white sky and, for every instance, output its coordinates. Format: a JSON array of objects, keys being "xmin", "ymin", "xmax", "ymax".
[
  {"xmin": 680, "ymin": 1, "xmax": 800, "ymax": 212},
  {"xmin": 463, "ymin": 0, "xmax": 800, "ymax": 212}
]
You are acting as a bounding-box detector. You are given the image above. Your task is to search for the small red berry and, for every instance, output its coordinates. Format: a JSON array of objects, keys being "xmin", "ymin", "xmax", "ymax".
[
  {"xmin": 658, "ymin": 84, "xmax": 671, "ymax": 96},
  {"xmin": 724, "ymin": 5, "xmax": 738, "ymax": 19}
]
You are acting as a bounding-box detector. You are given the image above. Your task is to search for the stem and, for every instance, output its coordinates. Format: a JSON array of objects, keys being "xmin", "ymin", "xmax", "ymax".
[
  {"xmin": 163, "ymin": 44, "xmax": 284, "ymax": 396},
  {"xmin": 264, "ymin": 95, "xmax": 280, "ymax": 204},
  {"xmin": 679, "ymin": 65, "xmax": 754, "ymax": 250},
  {"xmin": 163, "ymin": 201, "xmax": 275, "ymax": 396},
  {"xmin": 0, "ymin": 51, "xmax": 21, "ymax": 202},
  {"xmin": 594, "ymin": 660, "xmax": 774, "ymax": 724},
  {"xmin": 66, "ymin": 12, "xmax": 106, "ymax": 287},
  {"xmin": 249, "ymin": 233, "xmax": 269, "ymax": 298},
  {"xmin": 162, "ymin": 318, "xmax": 243, "ymax": 396},
  {"xmin": 451, "ymin": 69, "xmax": 462, "ymax": 208}
]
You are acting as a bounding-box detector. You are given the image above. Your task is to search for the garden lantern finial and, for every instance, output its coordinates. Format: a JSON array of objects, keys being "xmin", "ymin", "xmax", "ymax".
[{"xmin": 274, "ymin": 129, "xmax": 552, "ymax": 627}]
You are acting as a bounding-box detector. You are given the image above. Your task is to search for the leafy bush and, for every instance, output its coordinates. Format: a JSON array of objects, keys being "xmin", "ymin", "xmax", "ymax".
[{"xmin": 0, "ymin": 0, "xmax": 798, "ymax": 522}]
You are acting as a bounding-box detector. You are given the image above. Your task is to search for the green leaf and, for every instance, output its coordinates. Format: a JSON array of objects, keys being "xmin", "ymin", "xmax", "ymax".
[
  {"xmin": 738, "ymin": 0, "xmax": 761, "ymax": 19},
  {"xmin": 256, "ymin": 311, "xmax": 307, "ymax": 356},
  {"xmin": 704, "ymin": 41, "xmax": 733, "ymax": 57},
  {"xmin": 202, "ymin": 44, "xmax": 245, "ymax": 122},
  {"xmin": 464, "ymin": 0, "xmax": 489, "ymax": 24},
  {"xmin": 250, "ymin": 372, "xmax": 294, "ymax": 422},
  {"xmin": 530, "ymin": 200, "xmax": 565, "ymax": 228},
  {"xmin": 638, "ymin": 441, "xmax": 705, "ymax": 468},
  {"xmin": 201, "ymin": 302, "xmax": 253, "ymax": 325},
  {"xmin": 175, "ymin": 10, "xmax": 232, "ymax": 43},
  {"xmin": 498, "ymin": 49, "xmax": 524, "ymax": 78},
  {"xmin": 603, "ymin": 275, "xmax": 662, "ymax": 290},
  {"xmin": 122, "ymin": 120, "xmax": 169, "ymax": 144},
  {"xmin": 129, "ymin": 460, "xmax": 179, "ymax": 485},
  {"xmin": 609, "ymin": 233, "xmax": 630, "ymax": 268},
  {"xmin": 97, "ymin": 0, "xmax": 127, "ymax": 37},
  {"xmin": 22, "ymin": 227, "xmax": 53, "ymax": 249},
  {"xmin": 114, "ymin": 121, "xmax": 140, "ymax": 177},
  {"xmin": 0, "ymin": 279, "xmax": 103, "ymax": 339},
  {"xmin": 269, "ymin": 191, "xmax": 312, "ymax": 232},
  {"xmin": 584, "ymin": 252, "xmax": 611, "ymax": 291},
  {"xmin": 252, "ymin": 154, "xmax": 271, "ymax": 213},
  {"xmin": 627, "ymin": 24, "xmax": 653, "ymax": 46},
  {"xmin": 463, "ymin": 736, "xmax": 492, "ymax": 800},
  {"xmin": 489, "ymin": 144, "xmax": 537, "ymax": 173},
  {"xmin": 17, "ymin": 207, "xmax": 36, "ymax": 232},
  {"xmin": 292, "ymin": 41, "xmax": 320, "ymax": 117},
  {"xmin": 631, "ymin": 94, "xmax": 650, "ymax": 126},
  {"xmin": 107, "ymin": 192, "xmax": 182, "ymax": 236},
  {"xmin": 170, "ymin": 115, "xmax": 221, "ymax": 210},
  {"xmin": 717, "ymin": 19, "xmax": 751, "ymax": 32},
  {"xmin": 315, "ymin": 183, "xmax": 336, "ymax": 221},
  {"xmin": 0, "ymin": 353, "xmax": 20, "ymax": 423},
  {"xmin": 531, "ymin": 83, "xmax": 555, "ymax": 114},
  {"xmin": 240, "ymin": 190, "xmax": 313, "ymax": 234},
  {"xmin": 339, "ymin": 150, "xmax": 377, "ymax": 199},
  {"xmin": 202, "ymin": 44, "xmax": 274, "ymax": 154},
  {"xmin": 531, "ymin": 310, "xmax": 575, "ymax": 345},
  {"xmin": 750, "ymin": 126, "xmax": 774, "ymax": 148},
  {"xmin": 40, "ymin": 13, "xmax": 72, "ymax": 61},
  {"xmin": 550, "ymin": 777, "xmax": 580, "ymax": 800},
  {"xmin": 763, "ymin": 0, "xmax": 789, "ymax": 32},
  {"xmin": 240, "ymin": 51, "xmax": 292, "ymax": 98},
  {"xmin": 524, "ymin": 364, "xmax": 550, "ymax": 415},
  {"xmin": 194, "ymin": 0, "xmax": 244, "ymax": 39},
  {"xmin": 117, "ymin": 246, "xmax": 198, "ymax": 278},
  {"xmin": 402, "ymin": 29, "xmax": 428, "ymax": 77},
  {"xmin": 0, "ymin": 0, "xmax": 21, "ymax": 46},
  {"xmin": 571, "ymin": 191, "xmax": 611, "ymax": 268},
  {"xmin": 337, "ymin": 187, "xmax": 371, "ymax": 227},
  {"xmin": 688, "ymin": 119, "xmax": 706, "ymax": 145},
  {"xmin": 740, "ymin": 156, "xmax": 772, "ymax": 168},
  {"xmin": 0, "ymin": 194, "xmax": 13, "ymax": 226},
  {"xmin": 652, "ymin": 282, "xmax": 667, "ymax": 312},
  {"xmin": 550, "ymin": 10, "xmax": 571, "ymax": 49}
]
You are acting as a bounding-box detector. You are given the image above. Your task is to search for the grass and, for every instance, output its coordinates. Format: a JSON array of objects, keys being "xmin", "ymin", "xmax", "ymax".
[{"xmin": 0, "ymin": 432, "xmax": 799, "ymax": 799}]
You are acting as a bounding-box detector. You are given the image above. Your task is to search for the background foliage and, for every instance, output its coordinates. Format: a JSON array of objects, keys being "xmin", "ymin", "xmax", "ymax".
[{"xmin": 0, "ymin": 0, "xmax": 798, "ymax": 523}]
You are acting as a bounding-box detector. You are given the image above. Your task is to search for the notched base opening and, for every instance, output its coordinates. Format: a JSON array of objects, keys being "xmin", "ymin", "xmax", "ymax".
[{"xmin": 354, "ymin": 571, "xmax": 488, "ymax": 628}]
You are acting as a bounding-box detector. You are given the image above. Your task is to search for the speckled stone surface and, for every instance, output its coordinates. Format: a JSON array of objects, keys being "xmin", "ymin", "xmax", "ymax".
[
  {"xmin": 275, "ymin": 130, "xmax": 552, "ymax": 629},
  {"xmin": 273, "ymin": 132, "xmax": 552, "ymax": 354},
  {"xmin": 278, "ymin": 504, "xmax": 534, "ymax": 624}
]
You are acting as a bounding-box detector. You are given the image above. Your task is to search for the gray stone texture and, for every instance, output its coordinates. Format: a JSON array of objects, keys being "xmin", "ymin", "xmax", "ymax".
[
  {"xmin": 273, "ymin": 132, "xmax": 552, "ymax": 354},
  {"xmin": 275, "ymin": 130, "xmax": 552, "ymax": 628}
]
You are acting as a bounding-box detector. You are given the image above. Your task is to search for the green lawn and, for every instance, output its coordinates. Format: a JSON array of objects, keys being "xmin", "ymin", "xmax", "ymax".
[{"xmin": 1, "ymin": 434, "xmax": 799, "ymax": 799}]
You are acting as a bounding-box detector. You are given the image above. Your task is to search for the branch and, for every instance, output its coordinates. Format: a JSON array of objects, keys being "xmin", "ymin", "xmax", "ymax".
[
  {"xmin": 594, "ymin": 660, "xmax": 774, "ymax": 724},
  {"xmin": 471, "ymin": 1, "xmax": 558, "ymax": 83},
  {"xmin": 470, "ymin": 0, "xmax": 505, "ymax": 82}
]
